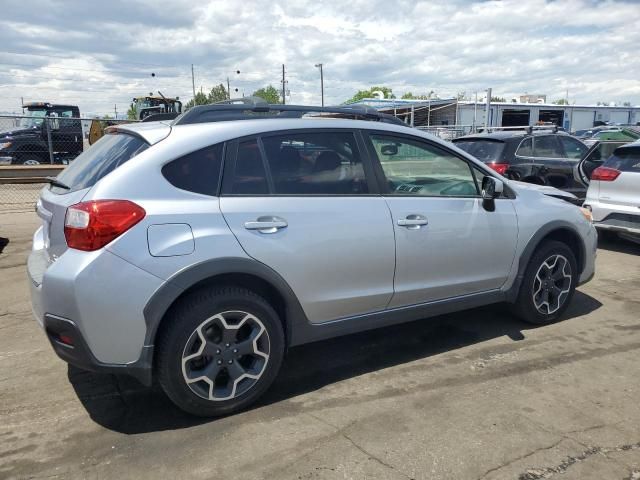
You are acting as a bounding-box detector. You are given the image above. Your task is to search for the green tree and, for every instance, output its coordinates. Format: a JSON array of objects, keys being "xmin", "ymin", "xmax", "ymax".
[
  {"xmin": 622, "ymin": 101, "xmax": 631, "ymax": 107},
  {"xmin": 185, "ymin": 91, "xmax": 210, "ymax": 110},
  {"xmin": 401, "ymin": 90, "xmax": 435, "ymax": 100},
  {"xmin": 252, "ymin": 85, "xmax": 281, "ymax": 104},
  {"xmin": 126, "ymin": 104, "xmax": 137, "ymax": 120},
  {"xmin": 491, "ymin": 96, "xmax": 506, "ymax": 102},
  {"xmin": 553, "ymin": 99, "xmax": 569, "ymax": 105},
  {"xmin": 345, "ymin": 86, "xmax": 395, "ymax": 104},
  {"xmin": 208, "ymin": 83, "xmax": 229, "ymax": 103}
]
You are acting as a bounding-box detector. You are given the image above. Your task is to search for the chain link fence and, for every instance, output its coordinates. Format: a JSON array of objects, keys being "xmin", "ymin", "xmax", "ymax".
[{"xmin": 0, "ymin": 114, "xmax": 137, "ymax": 211}]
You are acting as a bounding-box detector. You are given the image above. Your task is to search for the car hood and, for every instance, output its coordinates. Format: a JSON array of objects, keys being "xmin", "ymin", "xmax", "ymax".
[
  {"xmin": 0, "ymin": 126, "xmax": 39, "ymax": 138},
  {"xmin": 510, "ymin": 180, "xmax": 578, "ymax": 202}
]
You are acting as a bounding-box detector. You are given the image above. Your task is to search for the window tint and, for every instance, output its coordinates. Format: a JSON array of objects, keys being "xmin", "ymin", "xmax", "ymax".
[
  {"xmin": 231, "ymin": 139, "xmax": 268, "ymax": 194},
  {"xmin": 53, "ymin": 133, "xmax": 148, "ymax": 194},
  {"xmin": 604, "ymin": 150, "xmax": 640, "ymax": 172},
  {"xmin": 558, "ymin": 136, "xmax": 588, "ymax": 159},
  {"xmin": 516, "ymin": 137, "xmax": 533, "ymax": 156},
  {"xmin": 162, "ymin": 143, "xmax": 223, "ymax": 196},
  {"xmin": 370, "ymin": 134, "xmax": 478, "ymax": 197},
  {"xmin": 453, "ymin": 140, "xmax": 505, "ymax": 162},
  {"xmin": 533, "ymin": 136, "xmax": 563, "ymax": 158},
  {"xmin": 261, "ymin": 132, "xmax": 367, "ymax": 194}
]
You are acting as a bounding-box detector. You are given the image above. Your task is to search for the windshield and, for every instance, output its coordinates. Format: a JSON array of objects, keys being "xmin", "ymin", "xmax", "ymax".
[
  {"xmin": 454, "ymin": 140, "xmax": 506, "ymax": 162},
  {"xmin": 19, "ymin": 109, "xmax": 47, "ymax": 128},
  {"xmin": 52, "ymin": 133, "xmax": 148, "ymax": 193}
]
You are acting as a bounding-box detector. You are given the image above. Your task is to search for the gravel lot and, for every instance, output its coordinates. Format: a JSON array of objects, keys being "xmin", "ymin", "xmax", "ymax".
[{"xmin": 1, "ymin": 210, "xmax": 639, "ymax": 480}]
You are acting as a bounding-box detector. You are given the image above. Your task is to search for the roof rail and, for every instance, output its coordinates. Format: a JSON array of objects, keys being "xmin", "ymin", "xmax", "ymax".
[{"xmin": 173, "ymin": 98, "xmax": 405, "ymax": 126}]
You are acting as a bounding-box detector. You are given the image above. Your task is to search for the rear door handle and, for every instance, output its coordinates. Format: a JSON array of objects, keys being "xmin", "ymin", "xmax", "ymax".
[
  {"xmin": 244, "ymin": 216, "xmax": 288, "ymax": 234},
  {"xmin": 397, "ymin": 214, "xmax": 428, "ymax": 229}
]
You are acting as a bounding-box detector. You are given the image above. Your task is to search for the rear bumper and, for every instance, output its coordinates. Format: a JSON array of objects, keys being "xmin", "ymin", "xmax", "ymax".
[
  {"xmin": 43, "ymin": 314, "xmax": 153, "ymax": 385},
  {"xmin": 27, "ymin": 236, "xmax": 163, "ymax": 384},
  {"xmin": 589, "ymin": 201, "xmax": 640, "ymax": 236}
]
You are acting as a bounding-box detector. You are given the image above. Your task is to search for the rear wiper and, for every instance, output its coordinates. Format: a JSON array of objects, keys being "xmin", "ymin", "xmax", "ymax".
[{"xmin": 45, "ymin": 176, "xmax": 70, "ymax": 190}]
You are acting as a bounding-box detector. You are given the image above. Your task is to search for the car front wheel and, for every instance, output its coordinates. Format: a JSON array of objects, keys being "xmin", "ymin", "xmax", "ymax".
[
  {"xmin": 157, "ymin": 286, "xmax": 284, "ymax": 417},
  {"xmin": 513, "ymin": 240, "xmax": 577, "ymax": 325}
]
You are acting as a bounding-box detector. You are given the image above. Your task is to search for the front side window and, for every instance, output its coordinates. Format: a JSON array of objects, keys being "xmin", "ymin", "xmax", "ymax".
[
  {"xmin": 533, "ymin": 136, "xmax": 564, "ymax": 158},
  {"xmin": 559, "ymin": 136, "xmax": 588, "ymax": 159},
  {"xmin": 261, "ymin": 131, "xmax": 367, "ymax": 194},
  {"xmin": 231, "ymin": 139, "xmax": 268, "ymax": 194},
  {"xmin": 369, "ymin": 134, "xmax": 478, "ymax": 197}
]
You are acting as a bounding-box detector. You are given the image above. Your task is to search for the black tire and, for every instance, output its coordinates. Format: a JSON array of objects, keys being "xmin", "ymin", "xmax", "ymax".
[
  {"xmin": 157, "ymin": 286, "xmax": 285, "ymax": 417},
  {"xmin": 513, "ymin": 240, "xmax": 578, "ymax": 325},
  {"xmin": 18, "ymin": 154, "xmax": 44, "ymax": 166}
]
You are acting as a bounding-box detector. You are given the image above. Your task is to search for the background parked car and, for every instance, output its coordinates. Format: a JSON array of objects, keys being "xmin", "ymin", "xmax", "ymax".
[
  {"xmin": 578, "ymin": 140, "xmax": 640, "ymax": 244},
  {"xmin": 582, "ymin": 127, "xmax": 640, "ymax": 147},
  {"xmin": 452, "ymin": 129, "xmax": 589, "ymax": 200}
]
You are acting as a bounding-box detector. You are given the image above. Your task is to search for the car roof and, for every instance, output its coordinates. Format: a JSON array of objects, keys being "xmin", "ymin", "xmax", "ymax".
[
  {"xmin": 615, "ymin": 138, "xmax": 640, "ymax": 153},
  {"xmin": 454, "ymin": 130, "xmax": 569, "ymax": 142},
  {"xmin": 112, "ymin": 117, "xmax": 421, "ymax": 148}
]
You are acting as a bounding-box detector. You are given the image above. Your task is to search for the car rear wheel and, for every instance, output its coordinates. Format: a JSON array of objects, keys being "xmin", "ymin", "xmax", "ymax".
[
  {"xmin": 513, "ymin": 240, "xmax": 577, "ymax": 325},
  {"xmin": 157, "ymin": 286, "xmax": 284, "ymax": 417}
]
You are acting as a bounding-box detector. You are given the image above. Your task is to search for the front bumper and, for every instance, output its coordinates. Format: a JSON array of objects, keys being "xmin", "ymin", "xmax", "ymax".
[
  {"xmin": 578, "ymin": 224, "xmax": 597, "ymax": 286},
  {"xmin": 0, "ymin": 155, "xmax": 13, "ymax": 165}
]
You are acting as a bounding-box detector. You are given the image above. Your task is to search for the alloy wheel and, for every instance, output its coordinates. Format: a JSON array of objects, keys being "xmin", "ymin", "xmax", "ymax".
[
  {"xmin": 181, "ymin": 311, "xmax": 270, "ymax": 401},
  {"xmin": 532, "ymin": 254, "xmax": 572, "ymax": 315}
]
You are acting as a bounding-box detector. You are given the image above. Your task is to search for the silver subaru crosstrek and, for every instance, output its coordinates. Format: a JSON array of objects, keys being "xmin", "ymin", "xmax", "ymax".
[{"xmin": 28, "ymin": 100, "xmax": 597, "ymax": 416}]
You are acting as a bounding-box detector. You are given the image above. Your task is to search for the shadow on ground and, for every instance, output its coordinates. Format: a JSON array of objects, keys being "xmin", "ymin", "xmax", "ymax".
[
  {"xmin": 597, "ymin": 234, "xmax": 640, "ymax": 255},
  {"xmin": 0, "ymin": 237, "xmax": 9, "ymax": 254},
  {"xmin": 69, "ymin": 291, "xmax": 601, "ymax": 435}
]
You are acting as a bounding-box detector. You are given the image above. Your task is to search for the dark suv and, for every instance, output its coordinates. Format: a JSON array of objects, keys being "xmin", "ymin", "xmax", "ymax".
[{"xmin": 452, "ymin": 129, "xmax": 589, "ymax": 199}]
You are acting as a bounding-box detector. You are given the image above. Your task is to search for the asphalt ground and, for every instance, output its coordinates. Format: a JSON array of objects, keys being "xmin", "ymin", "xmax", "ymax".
[{"xmin": 1, "ymin": 210, "xmax": 639, "ymax": 480}]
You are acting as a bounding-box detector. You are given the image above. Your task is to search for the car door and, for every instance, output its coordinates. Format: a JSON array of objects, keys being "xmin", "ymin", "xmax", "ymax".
[
  {"xmin": 219, "ymin": 129, "xmax": 396, "ymax": 324},
  {"xmin": 575, "ymin": 141, "xmax": 629, "ymax": 188},
  {"xmin": 363, "ymin": 131, "xmax": 518, "ymax": 307},
  {"xmin": 50, "ymin": 107, "xmax": 82, "ymax": 156},
  {"xmin": 530, "ymin": 135, "xmax": 580, "ymax": 193}
]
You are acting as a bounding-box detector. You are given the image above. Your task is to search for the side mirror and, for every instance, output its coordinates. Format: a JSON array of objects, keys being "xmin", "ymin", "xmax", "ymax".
[
  {"xmin": 381, "ymin": 144, "xmax": 398, "ymax": 156},
  {"xmin": 481, "ymin": 176, "xmax": 504, "ymax": 200}
]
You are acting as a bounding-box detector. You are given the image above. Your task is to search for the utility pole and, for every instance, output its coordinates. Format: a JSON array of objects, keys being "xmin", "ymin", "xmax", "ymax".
[
  {"xmin": 315, "ymin": 63, "xmax": 324, "ymax": 106},
  {"xmin": 191, "ymin": 64, "xmax": 196, "ymax": 98},
  {"xmin": 485, "ymin": 87, "xmax": 492, "ymax": 130},
  {"xmin": 281, "ymin": 64, "xmax": 286, "ymax": 105},
  {"xmin": 227, "ymin": 77, "xmax": 231, "ymax": 100},
  {"xmin": 114, "ymin": 104, "xmax": 117, "ymax": 118},
  {"xmin": 20, "ymin": 96, "xmax": 24, "ymax": 114},
  {"xmin": 473, "ymin": 91, "xmax": 478, "ymax": 132}
]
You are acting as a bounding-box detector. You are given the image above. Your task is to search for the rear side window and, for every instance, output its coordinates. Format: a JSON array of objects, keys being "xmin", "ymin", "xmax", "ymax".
[
  {"xmin": 53, "ymin": 133, "xmax": 148, "ymax": 193},
  {"xmin": 454, "ymin": 140, "xmax": 505, "ymax": 162},
  {"xmin": 162, "ymin": 143, "xmax": 224, "ymax": 196},
  {"xmin": 261, "ymin": 131, "xmax": 368, "ymax": 194},
  {"xmin": 516, "ymin": 137, "xmax": 533, "ymax": 156},
  {"xmin": 604, "ymin": 150, "xmax": 640, "ymax": 172}
]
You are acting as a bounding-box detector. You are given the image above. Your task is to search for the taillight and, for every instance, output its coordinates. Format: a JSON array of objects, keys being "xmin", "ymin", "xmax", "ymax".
[
  {"xmin": 64, "ymin": 200, "xmax": 145, "ymax": 251},
  {"xmin": 487, "ymin": 163, "xmax": 509, "ymax": 175},
  {"xmin": 591, "ymin": 167, "xmax": 620, "ymax": 182}
]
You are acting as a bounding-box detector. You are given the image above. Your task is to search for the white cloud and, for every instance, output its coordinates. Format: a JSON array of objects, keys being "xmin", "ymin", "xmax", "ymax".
[{"xmin": 0, "ymin": 0, "xmax": 638, "ymax": 114}]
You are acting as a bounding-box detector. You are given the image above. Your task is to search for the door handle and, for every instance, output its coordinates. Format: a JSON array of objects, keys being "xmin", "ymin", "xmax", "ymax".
[
  {"xmin": 244, "ymin": 216, "xmax": 288, "ymax": 234},
  {"xmin": 397, "ymin": 215, "xmax": 428, "ymax": 229}
]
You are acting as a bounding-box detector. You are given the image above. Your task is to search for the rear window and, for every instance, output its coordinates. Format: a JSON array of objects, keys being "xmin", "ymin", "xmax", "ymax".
[
  {"xmin": 454, "ymin": 140, "xmax": 505, "ymax": 162},
  {"xmin": 53, "ymin": 133, "xmax": 148, "ymax": 193},
  {"xmin": 604, "ymin": 150, "xmax": 640, "ymax": 172}
]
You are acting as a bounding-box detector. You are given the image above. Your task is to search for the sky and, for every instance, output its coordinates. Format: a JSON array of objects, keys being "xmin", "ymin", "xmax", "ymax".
[{"xmin": 0, "ymin": 0, "xmax": 639, "ymax": 115}]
